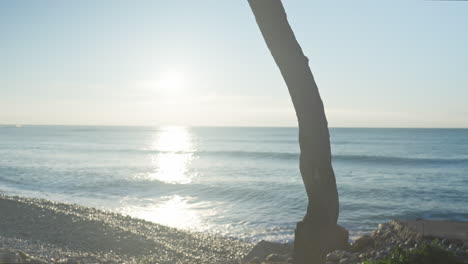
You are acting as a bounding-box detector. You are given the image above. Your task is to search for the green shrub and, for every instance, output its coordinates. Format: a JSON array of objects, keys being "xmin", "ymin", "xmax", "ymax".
[{"xmin": 361, "ymin": 244, "xmax": 462, "ymax": 264}]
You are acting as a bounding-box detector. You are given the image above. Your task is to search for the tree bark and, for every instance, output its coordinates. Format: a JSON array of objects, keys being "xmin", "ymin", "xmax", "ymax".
[{"xmin": 247, "ymin": 1, "xmax": 348, "ymax": 263}]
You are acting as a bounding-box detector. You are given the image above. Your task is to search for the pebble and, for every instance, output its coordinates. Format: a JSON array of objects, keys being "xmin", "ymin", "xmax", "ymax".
[
  {"xmin": 266, "ymin": 253, "xmax": 287, "ymax": 262},
  {"xmin": 326, "ymin": 252, "xmax": 340, "ymax": 262},
  {"xmin": 339, "ymin": 258, "xmax": 350, "ymax": 264}
]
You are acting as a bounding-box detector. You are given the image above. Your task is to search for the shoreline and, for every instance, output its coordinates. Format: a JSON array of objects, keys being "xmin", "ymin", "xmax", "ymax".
[
  {"xmin": 0, "ymin": 194, "xmax": 252, "ymax": 264},
  {"xmin": 1, "ymin": 194, "xmax": 467, "ymax": 264}
]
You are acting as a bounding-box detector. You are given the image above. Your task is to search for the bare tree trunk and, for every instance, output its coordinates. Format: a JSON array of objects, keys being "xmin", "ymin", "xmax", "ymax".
[{"xmin": 247, "ymin": 1, "xmax": 348, "ymax": 263}]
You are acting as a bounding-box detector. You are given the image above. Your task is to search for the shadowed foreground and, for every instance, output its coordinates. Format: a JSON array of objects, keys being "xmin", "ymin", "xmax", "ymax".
[
  {"xmin": 0, "ymin": 195, "xmax": 252, "ymax": 264},
  {"xmin": 1, "ymin": 194, "xmax": 467, "ymax": 264}
]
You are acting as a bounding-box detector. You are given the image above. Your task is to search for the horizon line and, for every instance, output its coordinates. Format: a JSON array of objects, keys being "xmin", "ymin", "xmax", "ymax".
[{"xmin": 1, "ymin": 123, "xmax": 468, "ymax": 129}]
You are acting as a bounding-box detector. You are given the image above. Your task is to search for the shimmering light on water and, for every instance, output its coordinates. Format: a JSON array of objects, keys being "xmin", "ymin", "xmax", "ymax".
[
  {"xmin": 154, "ymin": 126, "xmax": 194, "ymax": 152},
  {"xmin": 1, "ymin": 126, "xmax": 467, "ymax": 242},
  {"xmin": 120, "ymin": 195, "xmax": 203, "ymax": 229},
  {"xmin": 147, "ymin": 126, "xmax": 196, "ymax": 184}
]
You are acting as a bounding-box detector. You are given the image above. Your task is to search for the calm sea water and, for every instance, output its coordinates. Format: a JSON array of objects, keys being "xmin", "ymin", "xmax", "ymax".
[{"xmin": 0, "ymin": 126, "xmax": 467, "ymax": 242}]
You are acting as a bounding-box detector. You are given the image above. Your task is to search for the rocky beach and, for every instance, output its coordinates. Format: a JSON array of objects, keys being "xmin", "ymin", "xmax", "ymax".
[
  {"xmin": 0, "ymin": 195, "xmax": 252, "ymax": 264},
  {"xmin": 243, "ymin": 221, "xmax": 468, "ymax": 264},
  {"xmin": 1, "ymin": 194, "xmax": 468, "ymax": 264}
]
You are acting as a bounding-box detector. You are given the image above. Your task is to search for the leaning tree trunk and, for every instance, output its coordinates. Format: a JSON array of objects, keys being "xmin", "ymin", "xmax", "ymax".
[{"xmin": 247, "ymin": 1, "xmax": 348, "ymax": 263}]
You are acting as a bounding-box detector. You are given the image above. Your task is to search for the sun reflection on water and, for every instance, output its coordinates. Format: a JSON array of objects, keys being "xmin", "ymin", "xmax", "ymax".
[
  {"xmin": 120, "ymin": 195, "xmax": 204, "ymax": 230},
  {"xmin": 154, "ymin": 126, "xmax": 194, "ymax": 153},
  {"xmin": 122, "ymin": 127, "xmax": 208, "ymax": 231},
  {"xmin": 146, "ymin": 126, "xmax": 196, "ymax": 184}
]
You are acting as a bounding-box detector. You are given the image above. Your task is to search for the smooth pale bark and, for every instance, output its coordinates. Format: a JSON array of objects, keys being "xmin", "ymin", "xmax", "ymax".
[{"xmin": 248, "ymin": 1, "xmax": 348, "ymax": 263}]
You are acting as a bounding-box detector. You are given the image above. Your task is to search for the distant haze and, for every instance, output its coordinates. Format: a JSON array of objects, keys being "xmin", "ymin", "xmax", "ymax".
[{"xmin": 1, "ymin": 1, "xmax": 467, "ymax": 128}]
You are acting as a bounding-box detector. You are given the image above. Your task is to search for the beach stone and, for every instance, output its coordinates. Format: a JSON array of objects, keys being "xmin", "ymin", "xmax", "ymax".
[
  {"xmin": 266, "ymin": 253, "xmax": 287, "ymax": 262},
  {"xmin": 293, "ymin": 222, "xmax": 349, "ymax": 264},
  {"xmin": 246, "ymin": 257, "xmax": 261, "ymax": 264},
  {"xmin": 0, "ymin": 249, "xmax": 47, "ymax": 264},
  {"xmin": 338, "ymin": 258, "xmax": 350, "ymax": 264},
  {"xmin": 243, "ymin": 240, "xmax": 292, "ymax": 263},
  {"xmin": 326, "ymin": 252, "xmax": 340, "ymax": 262},
  {"xmin": 352, "ymin": 235, "xmax": 375, "ymax": 251},
  {"xmin": 0, "ymin": 249, "xmax": 24, "ymax": 263},
  {"xmin": 326, "ymin": 249, "xmax": 352, "ymax": 262},
  {"xmin": 448, "ymin": 239, "xmax": 463, "ymax": 246}
]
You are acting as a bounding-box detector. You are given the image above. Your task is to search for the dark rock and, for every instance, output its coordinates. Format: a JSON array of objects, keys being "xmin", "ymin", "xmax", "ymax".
[
  {"xmin": 293, "ymin": 222, "xmax": 349, "ymax": 264},
  {"xmin": 246, "ymin": 257, "xmax": 261, "ymax": 264},
  {"xmin": 352, "ymin": 235, "xmax": 375, "ymax": 251},
  {"xmin": 404, "ymin": 239, "xmax": 415, "ymax": 246},
  {"xmin": 448, "ymin": 239, "xmax": 464, "ymax": 247},
  {"xmin": 243, "ymin": 240, "xmax": 292, "ymax": 263},
  {"xmin": 325, "ymin": 251, "xmax": 340, "ymax": 262},
  {"xmin": 266, "ymin": 253, "xmax": 287, "ymax": 262},
  {"xmin": 338, "ymin": 258, "xmax": 350, "ymax": 264}
]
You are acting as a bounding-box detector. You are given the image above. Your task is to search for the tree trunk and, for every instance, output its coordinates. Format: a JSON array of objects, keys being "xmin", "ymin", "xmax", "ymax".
[{"xmin": 247, "ymin": 1, "xmax": 348, "ymax": 263}]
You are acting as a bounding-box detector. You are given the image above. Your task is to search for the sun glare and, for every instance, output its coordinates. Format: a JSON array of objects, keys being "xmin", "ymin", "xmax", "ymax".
[
  {"xmin": 138, "ymin": 126, "xmax": 197, "ymax": 184},
  {"xmin": 157, "ymin": 70, "xmax": 185, "ymax": 92},
  {"xmin": 119, "ymin": 196, "xmax": 205, "ymax": 230}
]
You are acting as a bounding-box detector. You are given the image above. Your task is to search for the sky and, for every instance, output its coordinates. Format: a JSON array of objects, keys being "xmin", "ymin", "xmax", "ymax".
[{"xmin": 1, "ymin": 0, "xmax": 467, "ymax": 128}]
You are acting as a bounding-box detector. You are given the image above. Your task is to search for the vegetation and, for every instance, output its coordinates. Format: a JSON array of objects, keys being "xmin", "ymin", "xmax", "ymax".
[{"xmin": 362, "ymin": 244, "xmax": 463, "ymax": 264}]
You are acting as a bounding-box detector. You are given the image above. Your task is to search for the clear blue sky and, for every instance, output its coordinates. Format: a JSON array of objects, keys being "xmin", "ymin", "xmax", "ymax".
[{"xmin": 1, "ymin": 0, "xmax": 467, "ymax": 127}]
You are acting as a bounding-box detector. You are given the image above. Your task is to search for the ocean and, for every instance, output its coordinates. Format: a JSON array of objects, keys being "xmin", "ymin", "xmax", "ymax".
[{"xmin": 0, "ymin": 125, "xmax": 467, "ymax": 242}]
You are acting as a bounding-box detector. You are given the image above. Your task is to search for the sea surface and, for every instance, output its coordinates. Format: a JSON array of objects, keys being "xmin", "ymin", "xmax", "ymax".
[{"xmin": 0, "ymin": 126, "xmax": 467, "ymax": 242}]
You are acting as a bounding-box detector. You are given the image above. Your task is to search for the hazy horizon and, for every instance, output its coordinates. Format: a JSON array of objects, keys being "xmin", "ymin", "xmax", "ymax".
[
  {"xmin": 2, "ymin": 1, "xmax": 468, "ymax": 128},
  {"xmin": 2, "ymin": 123, "xmax": 468, "ymax": 129}
]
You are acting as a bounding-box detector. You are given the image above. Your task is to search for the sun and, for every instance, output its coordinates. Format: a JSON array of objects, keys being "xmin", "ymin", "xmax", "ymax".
[{"xmin": 157, "ymin": 70, "xmax": 185, "ymax": 92}]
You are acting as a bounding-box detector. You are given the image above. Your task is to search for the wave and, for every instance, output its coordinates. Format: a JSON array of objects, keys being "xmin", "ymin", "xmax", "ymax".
[
  {"xmin": 141, "ymin": 150, "xmax": 468, "ymax": 166},
  {"xmin": 334, "ymin": 154, "xmax": 468, "ymax": 165},
  {"xmin": 188, "ymin": 150, "xmax": 468, "ymax": 166},
  {"xmin": 198, "ymin": 150, "xmax": 298, "ymax": 160}
]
